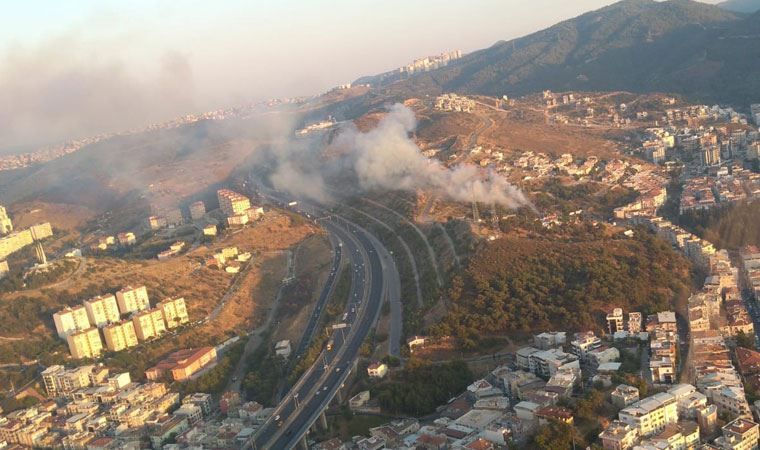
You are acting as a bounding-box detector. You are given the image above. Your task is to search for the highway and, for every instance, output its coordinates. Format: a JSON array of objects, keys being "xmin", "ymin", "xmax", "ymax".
[
  {"xmin": 292, "ymin": 236, "xmax": 343, "ymax": 360},
  {"xmin": 248, "ymin": 212, "xmax": 386, "ymax": 449}
]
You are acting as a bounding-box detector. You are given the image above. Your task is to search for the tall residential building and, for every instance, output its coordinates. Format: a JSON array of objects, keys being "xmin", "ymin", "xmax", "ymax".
[
  {"xmin": 163, "ymin": 208, "xmax": 183, "ymax": 227},
  {"xmin": 66, "ymin": 328, "xmax": 104, "ymax": 359},
  {"xmin": 0, "ymin": 205, "xmax": 12, "ymax": 235},
  {"xmin": 628, "ymin": 312, "xmax": 643, "ymax": 334},
  {"xmin": 701, "ymin": 145, "xmax": 721, "ymax": 167},
  {"xmin": 83, "ymin": 295, "xmax": 121, "ymax": 327},
  {"xmin": 53, "ymin": 306, "xmax": 91, "ymax": 338},
  {"xmin": 217, "ymin": 189, "xmax": 250, "ymax": 217},
  {"xmin": 157, "ymin": 298, "xmax": 189, "ymax": 329},
  {"xmin": 116, "ymin": 285, "xmax": 150, "ymax": 315},
  {"xmin": 102, "ymin": 320, "xmax": 139, "ymax": 352},
  {"xmin": 189, "ymin": 201, "xmax": 206, "ymax": 220},
  {"xmin": 607, "ymin": 308, "xmax": 624, "ymax": 334},
  {"xmin": 132, "ymin": 308, "xmax": 167, "ymax": 341}
]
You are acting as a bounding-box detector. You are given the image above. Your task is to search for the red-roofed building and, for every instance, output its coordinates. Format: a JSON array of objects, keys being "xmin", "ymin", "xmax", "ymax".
[
  {"xmin": 145, "ymin": 347, "xmax": 217, "ymax": 381},
  {"xmin": 736, "ymin": 346, "xmax": 760, "ymax": 391}
]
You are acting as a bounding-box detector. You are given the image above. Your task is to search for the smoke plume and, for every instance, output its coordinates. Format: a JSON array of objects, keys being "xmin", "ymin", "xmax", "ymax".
[{"xmin": 270, "ymin": 103, "xmax": 530, "ymax": 209}]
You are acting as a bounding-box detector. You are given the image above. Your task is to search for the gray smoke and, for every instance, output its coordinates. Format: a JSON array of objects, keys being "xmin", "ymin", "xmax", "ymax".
[{"xmin": 270, "ymin": 103, "xmax": 530, "ymax": 209}]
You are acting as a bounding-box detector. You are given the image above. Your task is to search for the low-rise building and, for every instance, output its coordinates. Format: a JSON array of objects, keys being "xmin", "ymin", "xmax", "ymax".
[
  {"xmin": 146, "ymin": 347, "xmax": 218, "ymax": 381},
  {"xmin": 611, "ymin": 385, "xmax": 640, "ymax": 409},
  {"xmin": 367, "ymin": 362, "xmax": 388, "ymax": 379}
]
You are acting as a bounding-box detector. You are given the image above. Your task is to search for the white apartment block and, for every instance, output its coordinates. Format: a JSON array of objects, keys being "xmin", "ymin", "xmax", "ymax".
[
  {"xmin": 157, "ymin": 298, "xmax": 189, "ymax": 329},
  {"xmin": 66, "ymin": 328, "xmax": 104, "ymax": 359},
  {"xmin": 132, "ymin": 308, "xmax": 167, "ymax": 341},
  {"xmin": 103, "ymin": 320, "xmax": 139, "ymax": 352},
  {"xmin": 116, "ymin": 285, "xmax": 150, "ymax": 315},
  {"xmin": 83, "ymin": 294, "xmax": 120, "ymax": 327},
  {"xmin": 618, "ymin": 392, "xmax": 678, "ymax": 438},
  {"xmin": 53, "ymin": 306, "xmax": 91, "ymax": 339}
]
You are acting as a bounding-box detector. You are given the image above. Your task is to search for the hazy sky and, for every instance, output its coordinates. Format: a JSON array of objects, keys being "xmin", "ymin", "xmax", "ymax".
[{"xmin": 0, "ymin": 0, "xmax": 720, "ymax": 151}]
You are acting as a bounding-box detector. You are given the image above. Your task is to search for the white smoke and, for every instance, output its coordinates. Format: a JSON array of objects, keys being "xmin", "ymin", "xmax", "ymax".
[{"xmin": 270, "ymin": 103, "xmax": 530, "ymax": 209}]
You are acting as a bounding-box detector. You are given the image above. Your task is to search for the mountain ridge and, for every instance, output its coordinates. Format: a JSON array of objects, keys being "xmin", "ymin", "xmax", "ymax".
[{"xmin": 361, "ymin": 0, "xmax": 760, "ymax": 106}]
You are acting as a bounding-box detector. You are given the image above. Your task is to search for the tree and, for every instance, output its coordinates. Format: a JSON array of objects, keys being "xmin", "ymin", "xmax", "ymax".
[
  {"xmin": 530, "ymin": 421, "xmax": 585, "ymax": 450},
  {"xmin": 737, "ymin": 332, "xmax": 756, "ymax": 350}
]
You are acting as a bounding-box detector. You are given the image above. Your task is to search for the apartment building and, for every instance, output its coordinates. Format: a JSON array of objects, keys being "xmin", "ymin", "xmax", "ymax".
[
  {"xmin": 628, "ymin": 312, "xmax": 643, "ymax": 334},
  {"xmin": 618, "ymin": 392, "xmax": 678, "ymax": 438},
  {"xmin": 189, "ymin": 201, "xmax": 206, "ymax": 220},
  {"xmin": 102, "ymin": 320, "xmax": 139, "ymax": 352},
  {"xmin": 116, "ymin": 285, "xmax": 150, "ymax": 315},
  {"xmin": 217, "ymin": 189, "xmax": 250, "ymax": 217},
  {"xmin": 714, "ymin": 418, "xmax": 759, "ymax": 450},
  {"xmin": 599, "ymin": 420, "xmax": 639, "ymax": 450},
  {"xmin": 570, "ymin": 331, "xmax": 602, "ymax": 363},
  {"xmin": 132, "ymin": 308, "xmax": 167, "ymax": 341},
  {"xmin": 41, "ymin": 365, "xmax": 108, "ymax": 397},
  {"xmin": 83, "ymin": 295, "xmax": 120, "ymax": 327},
  {"xmin": 611, "ymin": 385, "xmax": 640, "ymax": 409},
  {"xmin": 66, "ymin": 328, "xmax": 104, "ymax": 359},
  {"xmin": 53, "ymin": 306, "xmax": 91, "ymax": 338},
  {"xmin": 157, "ymin": 297, "xmax": 189, "ymax": 329},
  {"xmin": 607, "ymin": 308, "xmax": 624, "ymax": 334},
  {"xmin": 528, "ymin": 348, "xmax": 580, "ymax": 379}
]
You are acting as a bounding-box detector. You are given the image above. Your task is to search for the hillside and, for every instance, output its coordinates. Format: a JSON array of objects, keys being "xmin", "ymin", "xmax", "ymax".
[
  {"xmin": 429, "ymin": 230, "xmax": 693, "ymax": 347},
  {"xmin": 719, "ymin": 0, "xmax": 760, "ymax": 13},
  {"xmin": 364, "ymin": 0, "xmax": 760, "ymax": 106},
  {"xmin": 0, "ymin": 113, "xmax": 295, "ymax": 219}
]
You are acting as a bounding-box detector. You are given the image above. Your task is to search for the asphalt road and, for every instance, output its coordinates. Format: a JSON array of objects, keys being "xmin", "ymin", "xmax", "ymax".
[
  {"xmin": 292, "ymin": 238, "xmax": 343, "ymax": 360},
  {"xmin": 248, "ymin": 208, "xmax": 386, "ymax": 449}
]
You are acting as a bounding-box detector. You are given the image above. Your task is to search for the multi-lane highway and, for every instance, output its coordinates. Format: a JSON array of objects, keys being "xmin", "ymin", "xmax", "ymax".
[
  {"xmin": 292, "ymin": 238, "xmax": 343, "ymax": 360},
  {"xmin": 249, "ymin": 216, "xmax": 384, "ymax": 449},
  {"xmin": 246, "ymin": 194, "xmax": 394, "ymax": 450}
]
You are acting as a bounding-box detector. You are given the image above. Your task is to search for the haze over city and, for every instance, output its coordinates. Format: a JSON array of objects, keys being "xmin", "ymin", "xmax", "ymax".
[
  {"xmin": 1, "ymin": 0, "xmax": 637, "ymax": 152},
  {"xmin": 2, "ymin": 0, "xmax": 760, "ymax": 449}
]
